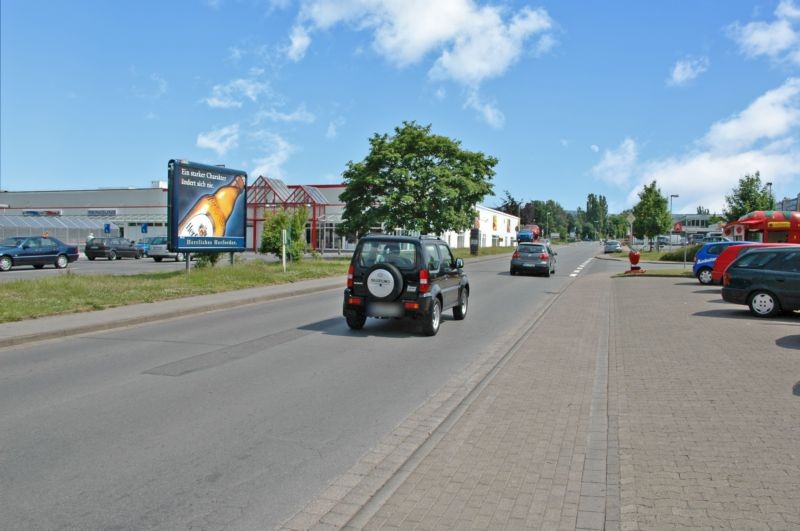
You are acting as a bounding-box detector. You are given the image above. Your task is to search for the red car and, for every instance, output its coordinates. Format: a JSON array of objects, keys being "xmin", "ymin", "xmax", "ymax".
[{"xmin": 712, "ymin": 242, "xmax": 800, "ymax": 284}]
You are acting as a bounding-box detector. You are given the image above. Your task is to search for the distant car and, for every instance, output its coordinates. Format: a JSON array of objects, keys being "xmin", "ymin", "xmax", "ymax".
[
  {"xmin": 693, "ymin": 241, "xmax": 749, "ymax": 284},
  {"xmin": 135, "ymin": 237, "xmax": 157, "ymax": 256},
  {"xmin": 510, "ymin": 242, "xmax": 557, "ymax": 277},
  {"xmin": 689, "ymin": 233, "xmax": 705, "ymax": 245},
  {"xmin": 702, "ymin": 235, "xmax": 732, "ymax": 243},
  {"xmin": 722, "ymin": 247, "xmax": 800, "ymax": 317},
  {"xmin": 656, "ymin": 235, "xmax": 670, "ymax": 247},
  {"xmin": 85, "ymin": 237, "xmax": 143, "ymax": 260},
  {"xmin": 148, "ymin": 237, "xmax": 187, "ymax": 262},
  {"xmin": 604, "ymin": 240, "xmax": 622, "ymax": 253},
  {"xmin": 0, "ymin": 235, "xmax": 80, "ymax": 271},
  {"xmin": 711, "ymin": 243, "xmax": 800, "ymax": 285}
]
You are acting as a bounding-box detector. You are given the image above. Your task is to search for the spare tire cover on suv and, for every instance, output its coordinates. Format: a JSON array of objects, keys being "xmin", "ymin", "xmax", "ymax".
[{"xmin": 366, "ymin": 263, "xmax": 404, "ymax": 301}]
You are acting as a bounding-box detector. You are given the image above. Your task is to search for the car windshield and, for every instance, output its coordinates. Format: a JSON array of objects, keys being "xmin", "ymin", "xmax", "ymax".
[
  {"xmin": 518, "ymin": 245, "xmax": 545, "ymax": 254},
  {"xmin": 357, "ymin": 240, "xmax": 418, "ymax": 268}
]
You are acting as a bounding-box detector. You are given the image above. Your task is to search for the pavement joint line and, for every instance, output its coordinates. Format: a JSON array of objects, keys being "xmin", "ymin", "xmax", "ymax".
[{"xmin": 337, "ymin": 258, "xmax": 596, "ymax": 530}]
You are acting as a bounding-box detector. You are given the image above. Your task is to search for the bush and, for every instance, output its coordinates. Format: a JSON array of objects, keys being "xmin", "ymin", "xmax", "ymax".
[
  {"xmin": 659, "ymin": 244, "xmax": 701, "ymax": 262},
  {"xmin": 259, "ymin": 207, "xmax": 308, "ymax": 261},
  {"xmin": 194, "ymin": 252, "xmax": 223, "ymax": 268}
]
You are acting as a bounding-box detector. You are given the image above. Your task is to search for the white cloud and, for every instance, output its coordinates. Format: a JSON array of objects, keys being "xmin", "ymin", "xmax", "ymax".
[
  {"xmin": 464, "ymin": 91, "xmax": 505, "ymax": 129},
  {"xmin": 287, "ymin": 1, "xmax": 555, "ymax": 123},
  {"xmin": 596, "ymin": 79, "xmax": 800, "ymax": 213},
  {"xmin": 428, "ymin": 6, "xmax": 553, "ymax": 86},
  {"xmin": 668, "ymin": 56, "xmax": 709, "ymax": 86},
  {"xmin": 325, "ymin": 116, "xmax": 346, "ymax": 139},
  {"xmin": 590, "ymin": 144, "xmax": 599, "ymax": 153},
  {"xmin": 197, "ymin": 124, "xmax": 240, "ymax": 156},
  {"xmin": 204, "ymin": 78, "xmax": 271, "ymax": 108},
  {"xmin": 729, "ymin": 0, "xmax": 800, "ymax": 64},
  {"xmin": 250, "ymin": 131, "xmax": 295, "ymax": 179},
  {"xmin": 703, "ymin": 77, "xmax": 800, "ymax": 153},
  {"xmin": 255, "ymin": 104, "xmax": 316, "ymax": 123},
  {"xmin": 287, "ymin": 25, "xmax": 311, "ymax": 61},
  {"xmin": 590, "ymin": 138, "xmax": 638, "ymax": 187},
  {"xmin": 435, "ymin": 87, "xmax": 446, "ymax": 100}
]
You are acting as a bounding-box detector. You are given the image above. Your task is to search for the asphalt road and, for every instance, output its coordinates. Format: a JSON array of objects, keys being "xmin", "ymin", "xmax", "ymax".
[{"xmin": 0, "ymin": 243, "xmax": 601, "ymax": 529}]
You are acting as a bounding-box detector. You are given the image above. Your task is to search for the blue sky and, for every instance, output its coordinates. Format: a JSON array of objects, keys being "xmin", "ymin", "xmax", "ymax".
[{"xmin": 2, "ymin": 0, "xmax": 799, "ymax": 215}]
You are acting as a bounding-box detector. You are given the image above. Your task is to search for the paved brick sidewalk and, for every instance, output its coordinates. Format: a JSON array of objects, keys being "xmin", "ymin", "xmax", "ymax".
[{"xmin": 284, "ymin": 270, "xmax": 800, "ymax": 530}]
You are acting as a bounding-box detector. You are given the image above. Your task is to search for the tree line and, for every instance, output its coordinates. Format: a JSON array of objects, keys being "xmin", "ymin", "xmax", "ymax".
[{"xmin": 259, "ymin": 121, "xmax": 779, "ymax": 255}]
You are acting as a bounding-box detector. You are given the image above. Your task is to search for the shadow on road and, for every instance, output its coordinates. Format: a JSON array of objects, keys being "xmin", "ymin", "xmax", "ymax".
[{"xmin": 776, "ymin": 335, "xmax": 800, "ymax": 350}]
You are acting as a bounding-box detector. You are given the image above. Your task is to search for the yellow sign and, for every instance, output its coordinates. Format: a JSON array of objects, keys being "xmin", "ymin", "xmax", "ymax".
[{"xmin": 768, "ymin": 221, "xmax": 791, "ymax": 229}]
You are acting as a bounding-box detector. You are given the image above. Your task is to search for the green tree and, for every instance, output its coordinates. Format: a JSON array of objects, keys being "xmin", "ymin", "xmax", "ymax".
[
  {"xmin": 338, "ymin": 122, "xmax": 496, "ymax": 237},
  {"xmin": 632, "ymin": 181, "xmax": 671, "ymax": 248},
  {"xmin": 696, "ymin": 205, "xmax": 710, "ymax": 215},
  {"xmin": 259, "ymin": 206, "xmax": 308, "ymax": 260},
  {"xmin": 723, "ymin": 171, "xmax": 774, "ymax": 221}
]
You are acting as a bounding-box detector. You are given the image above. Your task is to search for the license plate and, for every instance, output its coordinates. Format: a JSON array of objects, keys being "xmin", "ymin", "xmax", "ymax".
[
  {"xmin": 524, "ymin": 263, "xmax": 535, "ymax": 267},
  {"xmin": 368, "ymin": 302, "xmax": 403, "ymax": 317}
]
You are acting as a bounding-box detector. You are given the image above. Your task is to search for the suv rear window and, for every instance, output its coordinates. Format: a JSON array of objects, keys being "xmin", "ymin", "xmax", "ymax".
[{"xmin": 356, "ymin": 240, "xmax": 418, "ymax": 268}]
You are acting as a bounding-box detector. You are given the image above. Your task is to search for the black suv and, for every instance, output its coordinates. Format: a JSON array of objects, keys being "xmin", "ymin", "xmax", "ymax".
[{"xmin": 343, "ymin": 235, "xmax": 469, "ymax": 336}]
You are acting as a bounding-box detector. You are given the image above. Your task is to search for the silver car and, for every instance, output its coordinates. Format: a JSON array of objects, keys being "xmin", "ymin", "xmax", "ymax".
[
  {"xmin": 510, "ymin": 242, "xmax": 557, "ymax": 277},
  {"xmin": 604, "ymin": 240, "xmax": 622, "ymax": 253},
  {"xmin": 148, "ymin": 237, "xmax": 186, "ymax": 262}
]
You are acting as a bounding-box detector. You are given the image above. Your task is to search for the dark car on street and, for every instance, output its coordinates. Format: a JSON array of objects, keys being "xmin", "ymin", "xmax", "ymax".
[
  {"xmin": 343, "ymin": 234, "xmax": 469, "ymax": 336},
  {"xmin": 510, "ymin": 242, "xmax": 557, "ymax": 277},
  {"xmin": 0, "ymin": 235, "xmax": 80, "ymax": 271},
  {"xmin": 722, "ymin": 247, "xmax": 800, "ymax": 317},
  {"xmin": 84, "ymin": 237, "xmax": 143, "ymax": 260}
]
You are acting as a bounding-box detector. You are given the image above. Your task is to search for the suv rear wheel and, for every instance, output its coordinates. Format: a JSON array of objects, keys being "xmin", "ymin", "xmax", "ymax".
[
  {"xmin": 346, "ymin": 313, "xmax": 367, "ymax": 330},
  {"xmin": 366, "ymin": 263, "xmax": 404, "ymax": 301}
]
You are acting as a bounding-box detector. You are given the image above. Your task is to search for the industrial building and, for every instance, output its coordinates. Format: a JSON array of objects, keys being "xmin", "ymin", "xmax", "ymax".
[{"xmin": 0, "ymin": 179, "xmax": 519, "ymax": 251}]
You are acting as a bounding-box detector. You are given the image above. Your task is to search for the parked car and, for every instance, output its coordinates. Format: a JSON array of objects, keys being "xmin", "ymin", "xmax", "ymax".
[
  {"xmin": 722, "ymin": 247, "xmax": 800, "ymax": 317},
  {"xmin": 689, "ymin": 233, "xmax": 706, "ymax": 245},
  {"xmin": 604, "ymin": 240, "xmax": 622, "ymax": 253},
  {"xmin": 693, "ymin": 241, "xmax": 750, "ymax": 284},
  {"xmin": 135, "ymin": 237, "xmax": 157, "ymax": 256},
  {"xmin": 0, "ymin": 235, "xmax": 80, "ymax": 271},
  {"xmin": 84, "ymin": 237, "xmax": 143, "ymax": 260},
  {"xmin": 711, "ymin": 243, "xmax": 800, "ymax": 285},
  {"xmin": 342, "ymin": 234, "xmax": 469, "ymax": 336},
  {"xmin": 148, "ymin": 237, "xmax": 187, "ymax": 262},
  {"xmin": 702, "ymin": 235, "xmax": 731, "ymax": 243},
  {"xmin": 510, "ymin": 242, "xmax": 557, "ymax": 276}
]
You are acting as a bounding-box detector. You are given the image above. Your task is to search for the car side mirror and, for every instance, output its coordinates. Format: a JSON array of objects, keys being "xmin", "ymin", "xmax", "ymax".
[{"xmin": 455, "ymin": 258, "xmax": 464, "ymax": 269}]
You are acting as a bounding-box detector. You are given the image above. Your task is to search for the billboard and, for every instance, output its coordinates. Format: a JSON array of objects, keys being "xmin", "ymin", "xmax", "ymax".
[{"xmin": 167, "ymin": 160, "xmax": 248, "ymax": 252}]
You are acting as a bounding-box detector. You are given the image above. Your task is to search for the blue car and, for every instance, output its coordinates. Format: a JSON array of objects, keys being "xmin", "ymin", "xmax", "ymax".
[
  {"xmin": 0, "ymin": 235, "xmax": 80, "ymax": 272},
  {"xmin": 693, "ymin": 241, "xmax": 750, "ymax": 284},
  {"xmin": 135, "ymin": 237, "xmax": 157, "ymax": 256}
]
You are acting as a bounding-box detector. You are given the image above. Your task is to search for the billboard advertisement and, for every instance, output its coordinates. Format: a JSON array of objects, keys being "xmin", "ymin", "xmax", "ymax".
[{"xmin": 167, "ymin": 160, "xmax": 248, "ymax": 252}]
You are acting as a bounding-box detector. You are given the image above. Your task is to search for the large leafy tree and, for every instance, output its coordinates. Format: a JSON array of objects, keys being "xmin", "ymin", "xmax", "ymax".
[
  {"xmin": 632, "ymin": 181, "xmax": 671, "ymax": 246},
  {"xmin": 338, "ymin": 122, "xmax": 496, "ymax": 237},
  {"xmin": 723, "ymin": 171, "xmax": 774, "ymax": 221}
]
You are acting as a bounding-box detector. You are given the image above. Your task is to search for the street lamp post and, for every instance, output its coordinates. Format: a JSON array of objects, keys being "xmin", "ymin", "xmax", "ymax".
[
  {"xmin": 766, "ymin": 182, "xmax": 773, "ymax": 209},
  {"xmin": 669, "ymin": 194, "xmax": 679, "ymax": 251}
]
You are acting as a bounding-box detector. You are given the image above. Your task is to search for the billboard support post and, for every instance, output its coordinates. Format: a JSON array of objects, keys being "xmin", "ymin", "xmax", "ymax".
[{"xmin": 282, "ymin": 229, "xmax": 287, "ymax": 273}]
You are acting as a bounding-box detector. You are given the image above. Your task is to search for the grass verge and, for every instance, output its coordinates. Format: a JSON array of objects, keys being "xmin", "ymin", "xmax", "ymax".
[
  {"xmin": 613, "ymin": 268, "xmax": 694, "ymax": 279},
  {"xmin": 0, "ymin": 259, "xmax": 350, "ymax": 323}
]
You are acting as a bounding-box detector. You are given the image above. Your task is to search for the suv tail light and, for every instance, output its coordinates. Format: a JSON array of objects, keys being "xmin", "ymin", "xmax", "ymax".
[
  {"xmin": 539, "ymin": 253, "xmax": 549, "ymax": 260},
  {"xmin": 723, "ymin": 272, "xmax": 730, "ymax": 286},
  {"xmin": 512, "ymin": 251, "xmax": 520, "ymax": 259},
  {"xmin": 347, "ymin": 264, "xmax": 354, "ymax": 289},
  {"xmin": 419, "ymin": 268, "xmax": 430, "ymax": 293}
]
